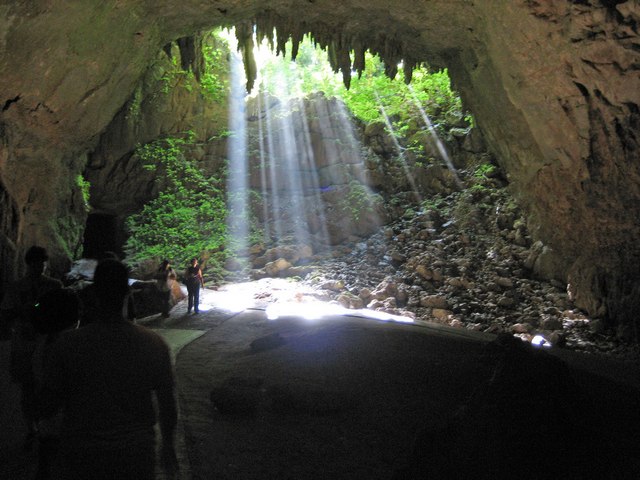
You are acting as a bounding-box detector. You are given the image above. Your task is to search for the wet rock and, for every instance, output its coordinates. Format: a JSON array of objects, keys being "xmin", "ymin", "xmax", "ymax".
[
  {"xmin": 494, "ymin": 276, "xmax": 513, "ymax": 288},
  {"xmin": 264, "ymin": 258, "xmax": 293, "ymax": 276},
  {"xmin": 371, "ymin": 277, "xmax": 398, "ymax": 299},
  {"xmin": 419, "ymin": 295, "xmax": 449, "ymax": 309},
  {"xmin": 320, "ymin": 279, "xmax": 345, "ymax": 292},
  {"xmin": 432, "ymin": 308, "xmax": 453, "ymax": 323},
  {"xmin": 541, "ymin": 315, "xmax": 562, "ymax": 331},
  {"xmin": 496, "ymin": 296, "xmax": 515, "ymax": 308},
  {"xmin": 336, "ymin": 292, "xmax": 364, "ymax": 309},
  {"xmin": 511, "ymin": 323, "xmax": 532, "ymax": 334}
]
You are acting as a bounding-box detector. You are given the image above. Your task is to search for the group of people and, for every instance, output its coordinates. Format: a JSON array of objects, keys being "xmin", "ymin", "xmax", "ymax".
[
  {"xmin": 155, "ymin": 257, "xmax": 204, "ymax": 316},
  {"xmin": 0, "ymin": 247, "xmax": 208, "ymax": 479}
]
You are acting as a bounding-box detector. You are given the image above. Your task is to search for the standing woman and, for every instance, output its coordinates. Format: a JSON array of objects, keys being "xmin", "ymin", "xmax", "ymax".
[
  {"xmin": 155, "ymin": 260, "xmax": 176, "ymax": 318},
  {"xmin": 184, "ymin": 258, "xmax": 204, "ymax": 314}
]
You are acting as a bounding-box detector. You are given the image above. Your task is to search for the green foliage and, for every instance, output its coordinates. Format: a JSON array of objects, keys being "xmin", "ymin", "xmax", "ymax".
[
  {"xmin": 200, "ymin": 31, "xmax": 230, "ymax": 102},
  {"xmin": 126, "ymin": 85, "xmax": 143, "ymax": 122},
  {"xmin": 254, "ymin": 35, "xmax": 471, "ymax": 152},
  {"xmin": 342, "ymin": 60, "xmax": 466, "ymax": 140},
  {"xmin": 124, "ymin": 135, "xmax": 227, "ymax": 269},
  {"xmin": 75, "ymin": 174, "xmax": 91, "ymax": 210},
  {"xmin": 474, "ymin": 163, "xmax": 497, "ymax": 179},
  {"xmin": 421, "ymin": 195, "xmax": 448, "ymax": 215},
  {"xmin": 158, "ymin": 30, "xmax": 229, "ymax": 102},
  {"xmin": 340, "ymin": 181, "xmax": 379, "ymax": 222}
]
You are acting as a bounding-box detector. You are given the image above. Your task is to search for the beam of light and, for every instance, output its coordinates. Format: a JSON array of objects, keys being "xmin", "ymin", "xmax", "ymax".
[
  {"xmin": 226, "ymin": 31, "xmax": 250, "ymax": 268},
  {"xmin": 256, "ymin": 92, "xmax": 272, "ymax": 244},
  {"xmin": 293, "ymin": 94, "xmax": 331, "ymax": 250},
  {"xmin": 407, "ymin": 84, "xmax": 463, "ymax": 188},
  {"xmin": 375, "ymin": 91, "xmax": 423, "ymax": 204},
  {"xmin": 250, "ymin": 35, "xmax": 335, "ymax": 257}
]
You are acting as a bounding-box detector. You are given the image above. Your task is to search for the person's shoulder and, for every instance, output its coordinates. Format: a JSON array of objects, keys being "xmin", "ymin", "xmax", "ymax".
[
  {"xmin": 47, "ymin": 326, "xmax": 84, "ymax": 351},
  {"xmin": 40, "ymin": 275, "xmax": 63, "ymax": 289},
  {"xmin": 132, "ymin": 323, "xmax": 170, "ymax": 344}
]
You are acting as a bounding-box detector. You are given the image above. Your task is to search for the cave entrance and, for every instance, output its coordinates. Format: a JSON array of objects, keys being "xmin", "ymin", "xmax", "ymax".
[{"xmin": 82, "ymin": 212, "xmax": 120, "ymax": 260}]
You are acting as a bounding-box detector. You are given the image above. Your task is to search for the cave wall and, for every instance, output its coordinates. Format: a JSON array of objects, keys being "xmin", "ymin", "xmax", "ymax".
[{"xmin": 0, "ymin": 1, "xmax": 639, "ymax": 327}]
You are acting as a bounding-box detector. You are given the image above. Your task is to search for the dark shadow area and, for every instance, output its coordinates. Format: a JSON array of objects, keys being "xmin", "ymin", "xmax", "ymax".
[{"xmin": 82, "ymin": 213, "xmax": 119, "ymax": 260}]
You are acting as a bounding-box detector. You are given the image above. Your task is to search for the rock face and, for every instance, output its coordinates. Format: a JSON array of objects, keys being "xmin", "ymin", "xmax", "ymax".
[{"xmin": 0, "ymin": 1, "xmax": 639, "ymax": 330}]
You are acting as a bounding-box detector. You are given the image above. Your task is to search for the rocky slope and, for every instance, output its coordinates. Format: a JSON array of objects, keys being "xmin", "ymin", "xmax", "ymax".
[{"xmin": 239, "ymin": 171, "xmax": 639, "ymax": 360}]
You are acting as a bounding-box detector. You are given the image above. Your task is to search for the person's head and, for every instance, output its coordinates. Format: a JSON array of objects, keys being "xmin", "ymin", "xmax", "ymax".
[
  {"xmin": 100, "ymin": 251, "xmax": 120, "ymax": 261},
  {"xmin": 160, "ymin": 259, "xmax": 171, "ymax": 270},
  {"xmin": 190, "ymin": 258, "xmax": 198, "ymax": 266},
  {"xmin": 32, "ymin": 288, "xmax": 80, "ymax": 335},
  {"xmin": 24, "ymin": 245, "xmax": 49, "ymax": 276},
  {"xmin": 93, "ymin": 259, "xmax": 130, "ymax": 315}
]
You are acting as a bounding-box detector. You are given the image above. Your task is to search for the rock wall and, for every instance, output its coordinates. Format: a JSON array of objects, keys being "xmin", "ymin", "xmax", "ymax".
[{"xmin": 0, "ymin": 1, "xmax": 639, "ymax": 329}]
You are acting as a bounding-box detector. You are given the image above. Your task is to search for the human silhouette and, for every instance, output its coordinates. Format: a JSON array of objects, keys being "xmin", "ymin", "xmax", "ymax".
[
  {"xmin": 78, "ymin": 252, "xmax": 136, "ymax": 325},
  {"xmin": 39, "ymin": 259, "xmax": 178, "ymax": 479},
  {"xmin": 0, "ymin": 245, "xmax": 62, "ymax": 447},
  {"xmin": 184, "ymin": 257, "xmax": 204, "ymax": 314},
  {"xmin": 31, "ymin": 288, "xmax": 80, "ymax": 479}
]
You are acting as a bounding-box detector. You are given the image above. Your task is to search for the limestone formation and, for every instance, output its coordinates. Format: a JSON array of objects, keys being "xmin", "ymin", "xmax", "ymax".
[{"xmin": 0, "ymin": 1, "xmax": 639, "ymax": 332}]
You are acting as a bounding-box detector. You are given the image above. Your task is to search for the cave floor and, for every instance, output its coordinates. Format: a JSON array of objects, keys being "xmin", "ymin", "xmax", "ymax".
[{"xmin": 2, "ymin": 285, "xmax": 640, "ymax": 479}]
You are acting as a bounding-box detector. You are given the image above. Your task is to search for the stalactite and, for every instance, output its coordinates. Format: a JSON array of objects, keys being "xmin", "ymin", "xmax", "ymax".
[
  {"xmin": 336, "ymin": 36, "xmax": 352, "ymax": 89},
  {"xmin": 276, "ymin": 27, "xmax": 288, "ymax": 57},
  {"xmin": 289, "ymin": 27, "xmax": 305, "ymax": 61},
  {"xmin": 177, "ymin": 35, "xmax": 205, "ymax": 82},
  {"xmin": 403, "ymin": 58, "xmax": 416, "ymax": 84},
  {"xmin": 235, "ymin": 22, "xmax": 257, "ymax": 92},
  {"xmin": 353, "ymin": 41, "xmax": 366, "ymax": 79},
  {"xmin": 162, "ymin": 42, "xmax": 173, "ymax": 61},
  {"xmin": 327, "ymin": 41, "xmax": 339, "ymax": 73},
  {"xmin": 232, "ymin": 13, "xmax": 421, "ymax": 92}
]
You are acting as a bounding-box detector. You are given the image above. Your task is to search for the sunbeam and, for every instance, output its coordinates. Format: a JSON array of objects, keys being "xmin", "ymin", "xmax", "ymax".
[
  {"xmin": 226, "ymin": 31, "xmax": 250, "ymax": 267},
  {"xmin": 407, "ymin": 84, "xmax": 463, "ymax": 188},
  {"xmin": 375, "ymin": 91, "xmax": 423, "ymax": 204}
]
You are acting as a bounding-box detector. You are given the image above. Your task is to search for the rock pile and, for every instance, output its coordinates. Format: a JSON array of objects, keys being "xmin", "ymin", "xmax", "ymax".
[{"xmin": 245, "ymin": 182, "xmax": 638, "ymax": 360}]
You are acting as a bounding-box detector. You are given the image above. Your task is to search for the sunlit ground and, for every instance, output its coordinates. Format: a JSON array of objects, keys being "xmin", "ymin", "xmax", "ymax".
[{"xmin": 196, "ymin": 279, "xmax": 414, "ymax": 324}]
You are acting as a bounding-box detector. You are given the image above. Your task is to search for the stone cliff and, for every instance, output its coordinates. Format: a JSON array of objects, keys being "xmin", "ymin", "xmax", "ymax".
[{"xmin": 0, "ymin": 1, "xmax": 639, "ymax": 331}]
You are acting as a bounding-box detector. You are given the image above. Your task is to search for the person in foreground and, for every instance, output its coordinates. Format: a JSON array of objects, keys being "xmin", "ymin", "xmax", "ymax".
[
  {"xmin": 40, "ymin": 259, "xmax": 178, "ymax": 479},
  {"xmin": 1, "ymin": 245, "xmax": 63, "ymax": 447}
]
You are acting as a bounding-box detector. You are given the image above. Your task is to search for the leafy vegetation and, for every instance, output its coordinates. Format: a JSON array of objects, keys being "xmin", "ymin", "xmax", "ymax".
[
  {"xmin": 159, "ymin": 30, "xmax": 229, "ymax": 102},
  {"xmin": 75, "ymin": 174, "xmax": 91, "ymax": 211},
  {"xmin": 340, "ymin": 181, "xmax": 380, "ymax": 222},
  {"xmin": 124, "ymin": 134, "xmax": 227, "ymax": 271},
  {"xmin": 255, "ymin": 36, "xmax": 471, "ymax": 142},
  {"xmin": 200, "ymin": 32, "xmax": 230, "ymax": 102}
]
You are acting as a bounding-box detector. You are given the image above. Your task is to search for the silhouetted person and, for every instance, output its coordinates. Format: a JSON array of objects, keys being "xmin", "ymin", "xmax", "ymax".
[
  {"xmin": 40, "ymin": 259, "xmax": 178, "ymax": 479},
  {"xmin": 78, "ymin": 253, "xmax": 136, "ymax": 325},
  {"xmin": 31, "ymin": 288, "xmax": 80, "ymax": 480},
  {"xmin": 155, "ymin": 259, "xmax": 176, "ymax": 318},
  {"xmin": 0, "ymin": 245, "xmax": 62, "ymax": 447},
  {"xmin": 184, "ymin": 257, "xmax": 204, "ymax": 314}
]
